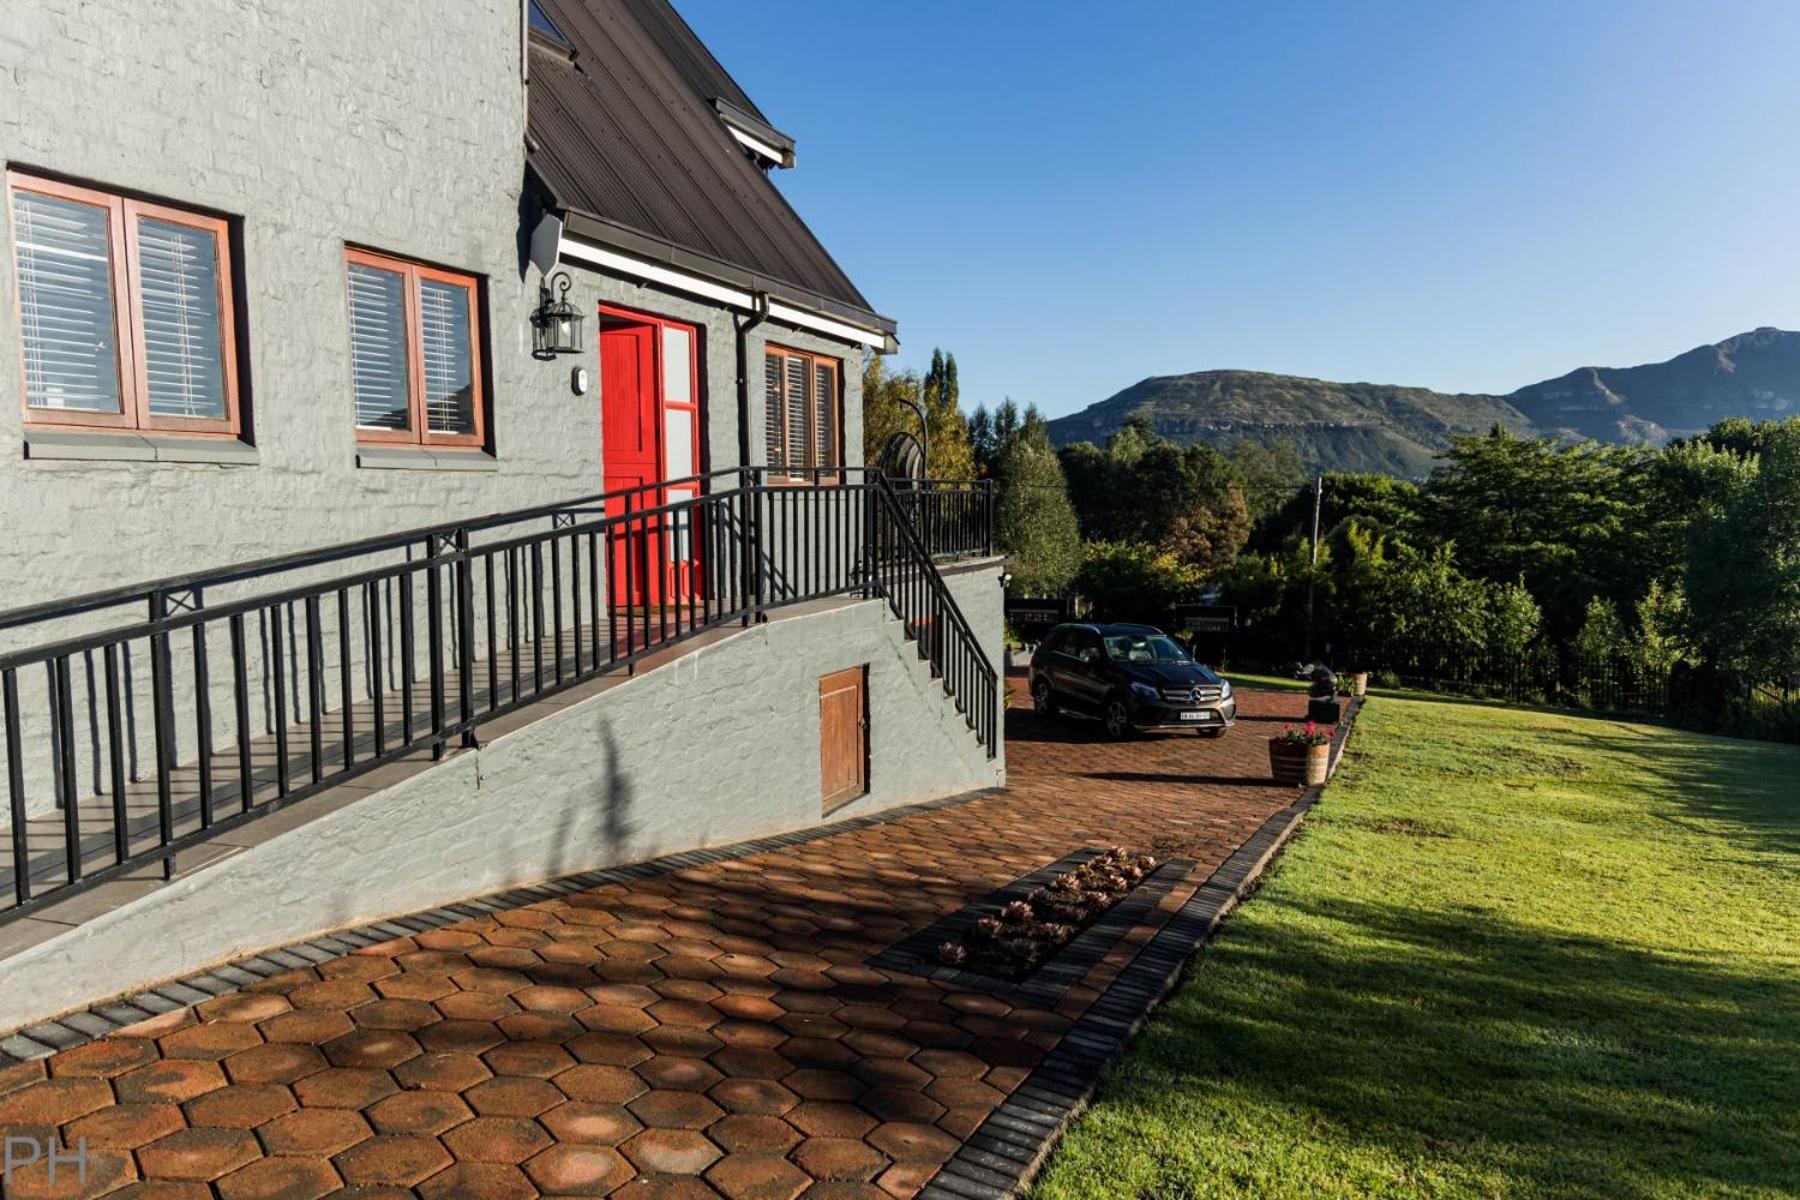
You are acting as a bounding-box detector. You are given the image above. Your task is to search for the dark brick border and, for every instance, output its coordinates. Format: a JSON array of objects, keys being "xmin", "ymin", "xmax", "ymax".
[
  {"xmin": 0, "ymin": 786, "xmax": 1004, "ymax": 1064},
  {"xmin": 918, "ymin": 694, "xmax": 1362, "ymax": 1199},
  {"xmin": 870, "ymin": 849, "xmax": 1195, "ymax": 1009}
]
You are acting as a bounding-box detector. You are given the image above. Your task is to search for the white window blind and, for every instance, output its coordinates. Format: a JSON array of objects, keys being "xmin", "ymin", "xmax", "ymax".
[
  {"xmin": 785, "ymin": 355, "xmax": 808, "ymax": 471},
  {"xmin": 419, "ymin": 277, "xmax": 474, "ymax": 435},
  {"xmin": 814, "ymin": 361, "xmax": 836, "ymax": 469},
  {"xmin": 764, "ymin": 355, "xmax": 785, "ymax": 470},
  {"xmin": 135, "ymin": 216, "xmax": 227, "ymax": 419},
  {"xmin": 12, "ymin": 190, "xmax": 122, "ymax": 414},
  {"xmin": 347, "ymin": 262, "xmax": 410, "ymax": 430}
]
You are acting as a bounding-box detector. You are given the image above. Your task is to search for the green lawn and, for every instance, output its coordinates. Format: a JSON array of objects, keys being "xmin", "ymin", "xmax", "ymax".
[
  {"xmin": 1031, "ymin": 696, "xmax": 1800, "ymax": 1199},
  {"xmin": 1222, "ymin": 670, "xmax": 1311, "ymax": 693}
]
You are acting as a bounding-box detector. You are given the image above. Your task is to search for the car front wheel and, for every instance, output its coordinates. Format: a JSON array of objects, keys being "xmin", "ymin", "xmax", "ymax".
[
  {"xmin": 1032, "ymin": 679, "xmax": 1059, "ymax": 719},
  {"xmin": 1103, "ymin": 696, "xmax": 1133, "ymax": 740}
]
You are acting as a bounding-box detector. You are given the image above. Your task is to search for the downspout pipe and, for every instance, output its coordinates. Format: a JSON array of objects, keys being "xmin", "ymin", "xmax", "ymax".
[
  {"xmin": 735, "ymin": 290, "xmax": 771, "ymax": 479},
  {"xmin": 735, "ymin": 291, "xmax": 771, "ymax": 622}
]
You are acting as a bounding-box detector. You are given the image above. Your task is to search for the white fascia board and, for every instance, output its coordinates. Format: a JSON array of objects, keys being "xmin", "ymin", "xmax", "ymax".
[
  {"xmin": 726, "ymin": 125, "xmax": 789, "ymax": 167},
  {"xmin": 558, "ymin": 235, "xmax": 887, "ymax": 348},
  {"xmin": 765, "ymin": 300, "xmax": 886, "ymax": 348}
]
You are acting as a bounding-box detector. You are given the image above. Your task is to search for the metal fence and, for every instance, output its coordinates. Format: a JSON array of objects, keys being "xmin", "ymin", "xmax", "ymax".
[
  {"xmin": 1378, "ymin": 646, "xmax": 1671, "ymax": 715},
  {"xmin": 0, "ymin": 471, "xmax": 996, "ymax": 924}
]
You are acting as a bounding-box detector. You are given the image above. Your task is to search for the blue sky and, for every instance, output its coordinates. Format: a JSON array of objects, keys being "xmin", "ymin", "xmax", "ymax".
[{"xmin": 681, "ymin": 0, "xmax": 1800, "ymax": 418}]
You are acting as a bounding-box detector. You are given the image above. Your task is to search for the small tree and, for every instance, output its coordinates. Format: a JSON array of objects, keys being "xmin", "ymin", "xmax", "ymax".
[
  {"xmin": 1574, "ymin": 596, "xmax": 1628, "ymax": 662},
  {"xmin": 994, "ymin": 413, "xmax": 1081, "ymax": 596},
  {"xmin": 1482, "ymin": 580, "xmax": 1542, "ymax": 660},
  {"xmin": 1370, "ymin": 546, "xmax": 1489, "ymax": 670},
  {"xmin": 1631, "ymin": 579, "xmax": 1690, "ymax": 675}
]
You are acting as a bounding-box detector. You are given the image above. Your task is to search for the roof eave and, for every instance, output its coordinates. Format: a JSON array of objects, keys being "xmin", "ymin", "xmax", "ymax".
[{"xmin": 557, "ymin": 205, "xmax": 898, "ymax": 340}]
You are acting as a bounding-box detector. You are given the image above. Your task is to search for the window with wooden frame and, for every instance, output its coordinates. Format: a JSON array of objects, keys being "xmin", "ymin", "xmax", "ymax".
[
  {"xmin": 764, "ymin": 345, "xmax": 841, "ymax": 482},
  {"xmin": 344, "ymin": 248, "xmax": 485, "ymax": 447},
  {"xmin": 7, "ymin": 171, "xmax": 242, "ymax": 436}
]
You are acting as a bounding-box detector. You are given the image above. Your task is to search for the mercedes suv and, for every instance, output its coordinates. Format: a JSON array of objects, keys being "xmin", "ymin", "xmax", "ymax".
[{"xmin": 1029, "ymin": 623, "xmax": 1236, "ymax": 739}]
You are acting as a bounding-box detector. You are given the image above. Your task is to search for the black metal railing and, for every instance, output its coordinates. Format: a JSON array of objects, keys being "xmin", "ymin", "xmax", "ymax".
[
  {"xmin": 896, "ymin": 478, "xmax": 995, "ymax": 562},
  {"xmin": 867, "ymin": 477, "xmax": 1000, "ymax": 755},
  {"xmin": 0, "ymin": 470, "xmax": 996, "ymax": 924},
  {"xmin": 1374, "ymin": 646, "xmax": 1672, "ymax": 714}
]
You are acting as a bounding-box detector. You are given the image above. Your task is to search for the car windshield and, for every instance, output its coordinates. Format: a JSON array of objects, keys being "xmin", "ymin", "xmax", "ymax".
[{"xmin": 1102, "ymin": 633, "xmax": 1189, "ymax": 663}]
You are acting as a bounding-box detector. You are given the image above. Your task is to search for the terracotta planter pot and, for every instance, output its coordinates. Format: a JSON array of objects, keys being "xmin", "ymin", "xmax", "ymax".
[
  {"xmin": 1344, "ymin": 672, "xmax": 1368, "ymax": 697},
  {"xmin": 1269, "ymin": 739, "xmax": 1331, "ymax": 786}
]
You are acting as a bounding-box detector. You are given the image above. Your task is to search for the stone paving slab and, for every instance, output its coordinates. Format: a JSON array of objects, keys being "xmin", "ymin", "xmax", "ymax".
[{"xmin": 0, "ymin": 682, "xmax": 1347, "ymax": 1199}]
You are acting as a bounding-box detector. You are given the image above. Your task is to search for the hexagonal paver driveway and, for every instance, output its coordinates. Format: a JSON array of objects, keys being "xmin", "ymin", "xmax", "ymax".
[{"xmin": 0, "ymin": 685, "xmax": 1309, "ymax": 1197}]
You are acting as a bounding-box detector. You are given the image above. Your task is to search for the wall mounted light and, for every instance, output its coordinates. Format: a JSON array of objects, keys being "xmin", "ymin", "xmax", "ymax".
[
  {"xmin": 571, "ymin": 366, "xmax": 589, "ymax": 395},
  {"xmin": 531, "ymin": 271, "xmax": 584, "ymax": 358}
]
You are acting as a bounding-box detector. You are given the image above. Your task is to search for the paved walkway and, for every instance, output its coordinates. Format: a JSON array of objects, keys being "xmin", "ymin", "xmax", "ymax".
[{"xmin": 0, "ymin": 682, "xmax": 1311, "ymax": 1199}]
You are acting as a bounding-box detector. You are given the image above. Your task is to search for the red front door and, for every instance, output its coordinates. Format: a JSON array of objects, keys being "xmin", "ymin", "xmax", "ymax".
[{"xmin": 599, "ymin": 309, "xmax": 703, "ymax": 609}]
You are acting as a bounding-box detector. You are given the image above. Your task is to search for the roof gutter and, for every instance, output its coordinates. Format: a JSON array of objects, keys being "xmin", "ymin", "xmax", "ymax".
[{"xmin": 556, "ymin": 209, "xmax": 898, "ymax": 352}]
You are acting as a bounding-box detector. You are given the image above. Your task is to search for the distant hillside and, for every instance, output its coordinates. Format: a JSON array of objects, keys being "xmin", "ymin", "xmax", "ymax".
[
  {"xmin": 1506, "ymin": 327, "xmax": 1800, "ymax": 442},
  {"xmin": 1048, "ymin": 329, "xmax": 1800, "ymax": 476},
  {"xmin": 1045, "ymin": 370, "xmax": 1533, "ymax": 477}
]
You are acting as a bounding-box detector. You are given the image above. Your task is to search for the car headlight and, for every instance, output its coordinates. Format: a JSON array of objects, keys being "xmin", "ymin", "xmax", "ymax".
[
  {"xmin": 1220, "ymin": 679, "xmax": 1233, "ymax": 699},
  {"xmin": 1129, "ymin": 681, "xmax": 1160, "ymax": 702}
]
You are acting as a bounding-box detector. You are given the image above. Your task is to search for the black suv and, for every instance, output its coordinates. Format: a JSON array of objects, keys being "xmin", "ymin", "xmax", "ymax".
[{"xmin": 1029, "ymin": 623, "xmax": 1237, "ymax": 739}]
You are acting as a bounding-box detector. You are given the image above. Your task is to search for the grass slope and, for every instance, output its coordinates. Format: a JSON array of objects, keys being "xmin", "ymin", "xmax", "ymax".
[{"xmin": 1031, "ymin": 697, "xmax": 1800, "ymax": 1198}]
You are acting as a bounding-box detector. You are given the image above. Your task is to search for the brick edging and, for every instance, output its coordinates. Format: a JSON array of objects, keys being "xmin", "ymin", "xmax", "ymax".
[
  {"xmin": 918, "ymin": 694, "xmax": 1364, "ymax": 1199},
  {"xmin": 0, "ymin": 786, "xmax": 1005, "ymax": 1064}
]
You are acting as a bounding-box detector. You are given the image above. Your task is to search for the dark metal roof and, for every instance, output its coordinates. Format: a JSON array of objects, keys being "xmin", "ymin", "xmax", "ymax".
[
  {"xmin": 527, "ymin": 0, "xmax": 887, "ymax": 331},
  {"xmin": 612, "ymin": 0, "xmax": 767, "ymax": 127}
]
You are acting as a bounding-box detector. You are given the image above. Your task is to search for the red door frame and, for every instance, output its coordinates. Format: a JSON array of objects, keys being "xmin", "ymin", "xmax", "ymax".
[{"xmin": 598, "ymin": 304, "xmax": 704, "ymax": 608}]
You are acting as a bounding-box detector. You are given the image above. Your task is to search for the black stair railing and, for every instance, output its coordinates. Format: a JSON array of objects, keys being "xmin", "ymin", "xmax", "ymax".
[
  {"xmin": 865, "ymin": 476, "xmax": 1000, "ymax": 758},
  {"xmin": 0, "ymin": 471, "xmax": 995, "ymax": 925}
]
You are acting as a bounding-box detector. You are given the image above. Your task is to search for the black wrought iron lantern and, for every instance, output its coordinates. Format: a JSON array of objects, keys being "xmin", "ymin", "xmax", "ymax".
[{"xmin": 531, "ymin": 271, "xmax": 584, "ymax": 358}]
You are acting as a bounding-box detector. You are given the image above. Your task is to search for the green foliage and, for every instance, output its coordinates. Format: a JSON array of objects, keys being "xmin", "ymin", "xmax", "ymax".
[
  {"xmin": 1228, "ymin": 438, "xmax": 1306, "ymax": 521},
  {"xmin": 1059, "ymin": 419, "xmax": 1251, "ymax": 576},
  {"xmin": 1426, "ymin": 426, "xmax": 1646, "ymax": 633},
  {"xmin": 1574, "ymin": 595, "xmax": 1628, "ymax": 661},
  {"xmin": 1627, "ymin": 437, "xmax": 1755, "ymax": 586},
  {"xmin": 1368, "ymin": 546, "xmax": 1493, "ymax": 665},
  {"xmin": 968, "ymin": 398, "xmax": 1021, "ymax": 478},
  {"xmin": 993, "ymin": 412, "xmax": 1081, "ymax": 596},
  {"xmin": 920, "ymin": 349, "xmax": 975, "ymax": 479},
  {"xmin": 1074, "ymin": 541, "xmax": 1200, "ymax": 625},
  {"xmin": 1252, "ymin": 472, "xmax": 1426, "ymax": 556},
  {"xmin": 1685, "ymin": 418, "xmax": 1800, "ymax": 678},
  {"xmin": 860, "ymin": 352, "xmax": 974, "ymax": 479},
  {"xmin": 1631, "ymin": 579, "xmax": 1690, "ymax": 675},
  {"xmin": 1482, "ymin": 578, "xmax": 1543, "ymax": 660}
]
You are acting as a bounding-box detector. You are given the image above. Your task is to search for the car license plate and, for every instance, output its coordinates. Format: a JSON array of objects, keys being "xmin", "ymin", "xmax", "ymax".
[{"xmin": 1181, "ymin": 710, "xmax": 1213, "ymax": 722}]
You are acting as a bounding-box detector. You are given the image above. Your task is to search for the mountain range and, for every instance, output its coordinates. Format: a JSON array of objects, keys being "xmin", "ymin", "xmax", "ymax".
[{"xmin": 1045, "ymin": 327, "xmax": 1800, "ymax": 476}]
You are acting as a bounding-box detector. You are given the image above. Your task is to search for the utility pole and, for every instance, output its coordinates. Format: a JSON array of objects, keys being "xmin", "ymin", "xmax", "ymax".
[{"xmin": 1304, "ymin": 475, "xmax": 1322, "ymax": 663}]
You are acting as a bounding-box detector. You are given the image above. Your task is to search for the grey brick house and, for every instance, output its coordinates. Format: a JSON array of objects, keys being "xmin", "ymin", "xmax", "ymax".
[{"xmin": 0, "ymin": 0, "xmax": 1003, "ymax": 1029}]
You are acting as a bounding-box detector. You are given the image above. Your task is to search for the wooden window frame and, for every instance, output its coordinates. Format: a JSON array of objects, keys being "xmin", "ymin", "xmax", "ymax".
[
  {"xmin": 345, "ymin": 247, "xmax": 486, "ymax": 449},
  {"xmin": 765, "ymin": 344, "xmax": 842, "ymax": 485},
  {"xmin": 7, "ymin": 170, "xmax": 243, "ymax": 437}
]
